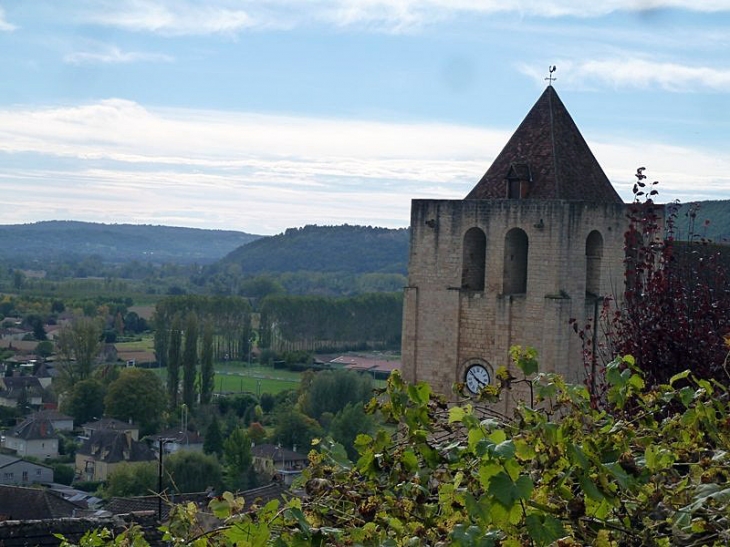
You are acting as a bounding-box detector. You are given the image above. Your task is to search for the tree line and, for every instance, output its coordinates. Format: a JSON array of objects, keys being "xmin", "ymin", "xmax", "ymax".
[
  {"xmin": 259, "ymin": 292, "xmax": 403, "ymax": 353},
  {"xmin": 153, "ymin": 295, "xmax": 253, "ymax": 409}
]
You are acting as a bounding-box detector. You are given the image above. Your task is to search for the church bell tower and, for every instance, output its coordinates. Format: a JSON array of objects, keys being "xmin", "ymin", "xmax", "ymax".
[{"xmin": 400, "ymin": 85, "xmax": 628, "ymax": 411}]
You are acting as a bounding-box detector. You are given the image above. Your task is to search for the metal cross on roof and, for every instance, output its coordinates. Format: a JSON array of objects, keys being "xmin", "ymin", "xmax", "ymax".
[{"xmin": 545, "ymin": 65, "xmax": 557, "ymax": 85}]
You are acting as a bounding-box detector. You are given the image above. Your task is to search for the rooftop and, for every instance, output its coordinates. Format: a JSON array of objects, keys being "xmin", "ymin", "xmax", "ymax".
[{"xmin": 466, "ymin": 86, "xmax": 622, "ymax": 204}]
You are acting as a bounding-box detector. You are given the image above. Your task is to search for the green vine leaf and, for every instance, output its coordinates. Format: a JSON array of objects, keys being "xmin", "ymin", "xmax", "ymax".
[{"xmin": 525, "ymin": 514, "xmax": 566, "ymax": 547}]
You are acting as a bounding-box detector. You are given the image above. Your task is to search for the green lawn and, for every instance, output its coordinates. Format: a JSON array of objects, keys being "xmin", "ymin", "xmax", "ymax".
[
  {"xmin": 115, "ymin": 337, "xmax": 155, "ymax": 352},
  {"xmin": 148, "ymin": 355, "xmax": 388, "ymax": 397},
  {"xmin": 212, "ymin": 364, "xmax": 301, "ymax": 396},
  {"xmin": 150, "ymin": 362, "xmax": 301, "ymax": 396}
]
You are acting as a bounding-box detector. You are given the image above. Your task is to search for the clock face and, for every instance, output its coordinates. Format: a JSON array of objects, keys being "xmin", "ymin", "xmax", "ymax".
[{"xmin": 465, "ymin": 364, "xmax": 491, "ymax": 394}]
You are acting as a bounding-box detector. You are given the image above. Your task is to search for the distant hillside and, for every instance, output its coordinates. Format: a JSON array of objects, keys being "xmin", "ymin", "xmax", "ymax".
[
  {"xmin": 0, "ymin": 221, "xmax": 261, "ymax": 264},
  {"xmin": 670, "ymin": 201, "xmax": 730, "ymax": 243},
  {"xmin": 217, "ymin": 224, "xmax": 410, "ymax": 275}
]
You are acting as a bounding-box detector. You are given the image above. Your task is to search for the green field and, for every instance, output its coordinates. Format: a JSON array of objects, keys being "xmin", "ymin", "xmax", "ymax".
[
  {"xmin": 149, "ymin": 360, "xmax": 388, "ymax": 398},
  {"xmin": 150, "ymin": 362, "xmax": 301, "ymax": 396},
  {"xmin": 212, "ymin": 364, "xmax": 301, "ymax": 395},
  {"xmin": 125, "ymin": 335, "xmax": 387, "ymax": 396},
  {"xmin": 115, "ymin": 338, "xmax": 155, "ymax": 352}
]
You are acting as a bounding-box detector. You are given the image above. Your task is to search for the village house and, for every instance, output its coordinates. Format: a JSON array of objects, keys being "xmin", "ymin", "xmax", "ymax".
[
  {"xmin": 1, "ymin": 413, "xmax": 60, "ymax": 460},
  {"xmin": 81, "ymin": 418, "xmax": 140, "ymax": 441},
  {"xmin": 76, "ymin": 430, "xmax": 156, "ymax": 482},
  {"xmin": 251, "ymin": 444, "xmax": 309, "ymax": 486},
  {"xmin": 0, "ymin": 375, "xmax": 47, "ymax": 408},
  {"xmin": 0, "ymin": 454, "xmax": 54, "ymax": 486},
  {"xmin": 149, "ymin": 428, "xmax": 204, "ymax": 455}
]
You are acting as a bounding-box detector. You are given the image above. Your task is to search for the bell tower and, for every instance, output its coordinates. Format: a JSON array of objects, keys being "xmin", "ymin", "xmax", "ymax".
[{"xmin": 400, "ymin": 86, "xmax": 628, "ymax": 411}]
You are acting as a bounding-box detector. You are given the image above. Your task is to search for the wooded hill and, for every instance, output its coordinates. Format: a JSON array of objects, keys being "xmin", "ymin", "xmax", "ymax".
[
  {"xmin": 671, "ymin": 200, "xmax": 730, "ymax": 242},
  {"xmin": 1, "ymin": 200, "xmax": 727, "ymax": 276},
  {"xmin": 0, "ymin": 221, "xmax": 261, "ymax": 265},
  {"xmin": 216, "ymin": 224, "xmax": 410, "ymax": 275}
]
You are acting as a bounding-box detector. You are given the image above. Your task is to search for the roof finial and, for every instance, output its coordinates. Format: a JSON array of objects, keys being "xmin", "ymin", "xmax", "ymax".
[{"xmin": 545, "ymin": 65, "xmax": 557, "ymax": 86}]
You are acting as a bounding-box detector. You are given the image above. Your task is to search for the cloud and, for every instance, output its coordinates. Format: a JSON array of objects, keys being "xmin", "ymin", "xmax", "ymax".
[
  {"xmin": 518, "ymin": 59, "xmax": 730, "ymax": 92},
  {"xmin": 0, "ymin": 8, "xmax": 17, "ymax": 31},
  {"xmin": 0, "ymin": 99, "xmax": 502, "ymax": 164},
  {"xmin": 83, "ymin": 0, "xmax": 257, "ymax": 36},
  {"xmin": 593, "ymin": 140, "xmax": 730, "ymax": 203},
  {"xmin": 0, "ymin": 99, "xmax": 727, "ymax": 233},
  {"xmin": 0, "ymin": 99, "xmax": 495, "ymax": 232},
  {"xmin": 73, "ymin": 1, "xmax": 730, "ymax": 36},
  {"xmin": 64, "ymin": 44, "xmax": 174, "ymax": 65}
]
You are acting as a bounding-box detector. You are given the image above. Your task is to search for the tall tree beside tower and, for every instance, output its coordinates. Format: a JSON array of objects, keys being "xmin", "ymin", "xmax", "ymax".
[
  {"xmin": 167, "ymin": 315, "xmax": 183, "ymax": 410},
  {"xmin": 200, "ymin": 322, "xmax": 215, "ymax": 405},
  {"xmin": 182, "ymin": 312, "xmax": 199, "ymax": 408}
]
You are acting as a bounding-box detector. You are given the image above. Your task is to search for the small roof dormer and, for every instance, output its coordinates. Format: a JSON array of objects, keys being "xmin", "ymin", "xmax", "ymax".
[{"xmin": 466, "ymin": 86, "xmax": 622, "ymax": 203}]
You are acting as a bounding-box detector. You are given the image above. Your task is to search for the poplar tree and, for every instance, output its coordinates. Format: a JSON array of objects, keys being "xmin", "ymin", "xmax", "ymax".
[
  {"xmin": 182, "ymin": 312, "xmax": 199, "ymax": 408},
  {"xmin": 200, "ymin": 322, "xmax": 215, "ymax": 405},
  {"xmin": 167, "ymin": 315, "xmax": 183, "ymax": 410}
]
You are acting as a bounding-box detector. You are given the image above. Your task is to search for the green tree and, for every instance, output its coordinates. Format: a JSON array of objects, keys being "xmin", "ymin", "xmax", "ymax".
[
  {"xmin": 104, "ymin": 461, "xmax": 157, "ymax": 498},
  {"xmin": 164, "ymin": 450, "xmax": 222, "ymax": 494},
  {"xmin": 12, "ymin": 270, "xmax": 25, "ymax": 290},
  {"xmin": 259, "ymin": 392, "xmax": 275, "ymax": 414},
  {"xmin": 51, "ymin": 463, "xmax": 75, "ymax": 486},
  {"xmin": 182, "ymin": 312, "xmax": 199, "ymax": 409},
  {"xmin": 222, "ymin": 427, "xmax": 252, "ymax": 489},
  {"xmin": 299, "ymin": 369, "xmax": 373, "ymax": 423},
  {"xmin": 203, "ymin": 415, "xmax": 224, "ymax": 458},
  {"xmin": 56, "ymin": 317, "xmax": 103, "ymax": 389},
  {"xmin": 114, "ymin": 312, "xmax": 124, "ymax": 336},
  {"xmin": 167, "ymin": 316, "xmax": 183, "ymax": 410},
  {"xmin": 200, "ymin": 322, "xmax": 214, "ymax": 405},
  {"xmin": 104, "ymin": 368, "xmax": 166, "ymax": 436},
  {"xmin": 35, "ymin": 340, "xmax": 54, "ymax": 358},
  {"xmin": 239, "ymin": 276, "xmax": 285, "ymax": 300},
  {"xmin": 270, "ymin": 410, "xmax": 322, "ymax": 453},
  {"xmin": 60, "ymin": 378, "xmax": 105, "ymax": 426},
  {"xmin": 329, "ymin": 402, "xmax": 374, "ymax": 460},
  {"xmin": 25, "ymin": 314, "xmax": 47, "ymax": 341}
]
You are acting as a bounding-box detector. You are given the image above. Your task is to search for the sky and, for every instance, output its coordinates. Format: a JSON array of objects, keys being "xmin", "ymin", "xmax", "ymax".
[{"xmin": 1, "ymin": 1, "xmax": 729, "ymax": 235}]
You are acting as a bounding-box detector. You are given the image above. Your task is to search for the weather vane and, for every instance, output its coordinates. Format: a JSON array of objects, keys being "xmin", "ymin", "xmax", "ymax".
[{"xmin": 545, "ymin": 65, "xmax": 557, "ymax": 86}]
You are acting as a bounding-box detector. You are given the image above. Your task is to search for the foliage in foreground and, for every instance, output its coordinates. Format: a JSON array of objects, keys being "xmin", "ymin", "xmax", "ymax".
[
  {"xmin": 583, "ymin": 169, "xmax": 730, "ymax": 392},
  {"xmin": 63, "ymin": 347, "xmax": 730, "ymax": 546}
]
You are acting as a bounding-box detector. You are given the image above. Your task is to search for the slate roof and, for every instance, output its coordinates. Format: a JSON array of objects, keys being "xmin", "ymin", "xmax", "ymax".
[
  {"xmin": 34, "ymin": 362, "xmax": 58, "ymax": 378},
  {"xmin": 0, "ymin": 454, "xmax": 52, "ymax": 471},
  {"xmin": 0, "ymin": 376, "xmax": 44, "ymax": 402},
  {"xmin": 5, "ymin": 414, "xmax": 57, "ymax": 441},
  {"xmin": 0, "ymin": 485, "xmax": 82, "ymax": 520},
  {"xmin": 82, "ymin": 418, "xmax": 139, "ymax": 432},
  {"xmin": 77, "ymin": 430, "xmax": 155, "ymax": 464},
  {"xmin": 105, "ymin": 492, "xmax": 212, "ymax": 521},
  {"xmin": 251, "ymin": 444, "xmax": 309, "ymax": 463},
  {"xmin": 33, "ymin": 409, "xmax": 73, "ymax": 422},
  {"xmin": 0, "ymin": 514, "xmax": 163, "ymax": 547},
  {"xmin": 466, "ymin": 85, "xmax": 623, "ymax": 203},
  {"xmin": 105, "ymin": 483, "xmax": 292, "ymax": 519},
  {"xmin": 239, "ymin": 482, "xmax": 292, "ymax": 511},
  {"xmin": 149, "ymin": 428, "xmax": 204, "ymax": 446},
  {"xmin": 0, "ymin": 486, "xmax": 292, "ymax": 546}
]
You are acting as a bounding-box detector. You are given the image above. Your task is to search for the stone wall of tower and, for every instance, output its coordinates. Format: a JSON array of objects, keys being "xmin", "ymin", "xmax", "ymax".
[{"xmin": 401, "ymin": 198, "xmax": 628, "ymax": 409}]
